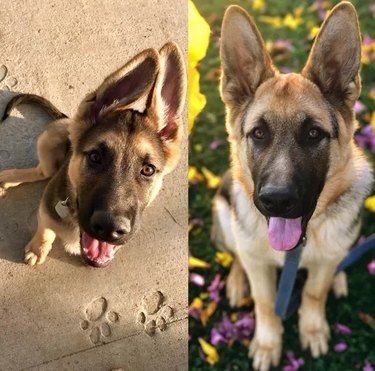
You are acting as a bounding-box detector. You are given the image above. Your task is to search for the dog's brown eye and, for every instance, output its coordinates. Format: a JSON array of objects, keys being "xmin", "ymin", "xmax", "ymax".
[
  {"xmin": 308, "ymin": 128, "xmax": 321, "ymax": 140},
  {"xmin": 252, "ymin": 128, "xmax": 265, "ymax": 140},
  {"xmin": 88, "ymin": 151, "xmax": 102, "ymax": 164},
  {"xmin": 141, "ymin": 164, "xmax": 156, "ymax": 177}
]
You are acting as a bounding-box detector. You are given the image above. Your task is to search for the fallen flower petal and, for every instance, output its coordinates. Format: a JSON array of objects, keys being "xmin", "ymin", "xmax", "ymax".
[
  {"xmin": 354, "ymin": 100, "xmax": 365, "ymax": 114},
  {"xmin": 188, "ymin": 166, "xmax": 204, "ymax": 184},
  {"xmin": 201, "ymin": 167, "xmax": 221, "ymax": 189},
  {"xmin": 335, "ymin": 323, "xmax": 352, "ymax": 335},
  {"xmin": 363, "ymin": 359, "xmax": 374, "ymax": 371},
  {"xmin": 359, "ymin": 312, "xmax": 375, "ymax": 328},
  {"xmin": 198, "ymin": 338, "xmax": 219, "ymax": 365},
  {"xmin": 368, "ymin": 259, "xmax": 375, "ymax": 275},
  {"xmin": 188, "ymin": 297, "xmax": 203, "ymax": 320},
  {"xmin": 334, "ymin": 343, "xmax": 348, "ymax": 352},
  {"xmin": 283, "ymin": 351, "xmax": 304, "ymax": 371},
  {"xmin": 190, "ymin": 273, "xmax": 205, "ymax": 286},
  {"xmin": 201, "ymin": 301, "xmax": 217, "ymax": 326},
  {"xmin": 211, "ymin": 327, "xmax": 226, "ymax": 346},
  {"xmin": 215, "ymin": 251, "xmax": 233, "ymax": 268},
  {"xmin": 189, "ymin": 256, "xmax": 210, "ymax": 269},
  {"xmin": 365, "ymin": 196, "xmax": 375, "ymax": 212}
]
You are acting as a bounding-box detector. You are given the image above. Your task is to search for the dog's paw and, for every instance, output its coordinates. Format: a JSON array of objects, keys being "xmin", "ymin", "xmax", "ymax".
[
  {"xmin": 0, "ymin": 184, "xmax": 6, "ymax": 198},
  {"xmin": 80, "ymin": 296, "xmax": 120, "ymax": 345},
  {"xmin": 332, "ymin": 271, "xmax": 348, "ymax": 298},
  {"xmin": 249, "ymin": 337, "xmax": 282, "ymax": 371},
  {"xmin": 299, "ymin": 319, "xmax": 330, "ymax": 358},
  {"xmin": 137, "ymin": 290, "xmax": 174, "ymax": 336},
  {"xmin": 24, "ymin": 242, "xmax": 48, "ymax": 266}
]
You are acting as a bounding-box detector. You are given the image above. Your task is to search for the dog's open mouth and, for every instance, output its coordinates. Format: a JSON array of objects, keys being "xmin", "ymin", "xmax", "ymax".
[
  {"xmin": 267, "ymin": 217, "xmax": 304, "ymax": 251},
  {"xmin": 81, "ymin": 232, "xmax": 120, "ymax": 268}
]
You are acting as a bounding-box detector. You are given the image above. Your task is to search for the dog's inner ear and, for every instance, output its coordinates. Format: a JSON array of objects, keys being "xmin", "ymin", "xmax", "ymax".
[
  {"xmin": 153, "ymin": 43, "xmax": 186, "ymax": 141},
  {"xmin": 220, "ymin": 6, "xmax": 275, "ymax": 106},
  {"xmin": 88, "ymin": 51, "xmax": 159, "ymax": 121},
  {"xmin": 302, "ymin": 3, "xmax": 361, "ymax": 106}
]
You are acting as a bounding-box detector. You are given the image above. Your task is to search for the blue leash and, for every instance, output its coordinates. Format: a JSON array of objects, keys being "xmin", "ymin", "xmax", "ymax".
[{"xmin": 274, "ymin": 234, "xmax": 375, "ymax": 320}]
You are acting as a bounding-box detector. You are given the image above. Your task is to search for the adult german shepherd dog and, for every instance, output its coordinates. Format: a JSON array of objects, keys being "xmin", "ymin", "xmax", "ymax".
[
  {"xmin": 211, "ymin": 2, "xmax": 373, "ymax": 369},
  {"xmin": 0, "ymin": 42, "xmax": 186, "ymax": 268}
]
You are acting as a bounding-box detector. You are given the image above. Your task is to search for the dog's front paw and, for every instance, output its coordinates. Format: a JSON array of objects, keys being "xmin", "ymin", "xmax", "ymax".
[
  {"xmin": 0, "ymin": 185, "xmax": 6, "ymax": 198},
  {"xmin": 24, "ymin": 242, "xmax": 48, "ymax": 266},
  {"xmin": 299, "ymin": 317, "xmax": 330, "ymax": 357},
  {"xmin": 249, "ymin": 336, "xmax": 282, "ymax": 371}
]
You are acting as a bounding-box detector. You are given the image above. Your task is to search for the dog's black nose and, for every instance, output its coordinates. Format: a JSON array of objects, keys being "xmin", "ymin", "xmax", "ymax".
[
  {"xmin": 90, "ymin": 211, "xmax": 131, "ymax": 241},
  {"xmin": 258, "ymin": 185, "xmax": 298, "ymax": 216}
]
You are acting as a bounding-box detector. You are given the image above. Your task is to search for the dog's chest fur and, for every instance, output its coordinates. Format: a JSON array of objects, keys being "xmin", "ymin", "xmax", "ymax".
[{"xmin": 230, "ymin": 152, "xmax": 373, "ymax": 268}]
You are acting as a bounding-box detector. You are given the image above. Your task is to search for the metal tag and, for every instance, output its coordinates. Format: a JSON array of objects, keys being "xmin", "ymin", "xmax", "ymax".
[{"xmin": 55, "ymin": 199, "xmax": 70, "ymax": 219}]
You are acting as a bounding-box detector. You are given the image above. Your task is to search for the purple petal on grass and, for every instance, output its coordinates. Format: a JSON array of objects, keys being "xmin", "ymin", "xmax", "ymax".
[
  {"xmin": 368, "ymin": 259, "xmax": 375, "ymax": 275},
  {"xmin": 355, "ymin": 124, "xmax": 375, "ymax": 152},
  {"xmin": 280, "ymin": 67, "xmax": 292, "ymax": 74},
  {"xmin": 212, "ymin": 313, "xmax": 255, "ymax": 345},
  {"xmin": 190, "ymin": 273, "xmax": 205, "ymax": 286},
  {"xmin": 370, "ymin": 137, "xmax": 375, "ymax": 153},
  {"xmin": 273, "ymin": 39, "xmax": 294, "ymax": 52},
  {"xmin": 364, "ymin": 359, "xmax": 375, "ymax": 371},
  {"xmin": 208, "ymin": 274, "xmax": 224, "ymax": 302},
  {"xmin": 209, "ymin": 140, "xmax": 223, "ymax": 150},
  {"xmin": 198, "ymin": 348, "xmax": 207, "ymax": 363},
  {"xmin": 188, "ymin": 307, "xmax": 202, "ymax": 320},
  {"xmin": 363, "ymin": 35, "xmax": 374, "ymax": 45},
  {"xmin": 334, "ymin": 343, "xmax": 348, "ymax": 352},
  {"xmin": 335, "ymin": 323, "xmax": 352, "ymax": 335},
  {"xmin": 208, "ymin": 274, "xmax": 221, "ymax": 291},
  {"xmin": 189, "ymin": 218, "xmax": 204, "ymax": 227},
  {"xmin": 283, "ymin": 351, "xmax": 304, "ymax": 371},
  {"xmin": 354, "ymin": 100, "xmax": 365, "ymax": 114},
  {"xmin": 210, "ymin": 328, "xmax": 227, "ymax": 346}
]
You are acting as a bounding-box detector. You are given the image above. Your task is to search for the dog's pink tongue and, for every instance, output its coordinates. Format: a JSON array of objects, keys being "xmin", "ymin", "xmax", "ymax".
[
  {"xmin": 268, "ymin": 217, "xmax": 302, "ymax": 251},
  {"xmin": 82, "ymin": 233, "xmax": 115, "ymax": 263}
]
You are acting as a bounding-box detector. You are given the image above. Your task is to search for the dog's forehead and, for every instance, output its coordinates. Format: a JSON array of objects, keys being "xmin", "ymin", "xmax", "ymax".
[
  {"xmin": 243, "ymin": 73, "xmax": 334, "ymax": 131},
  {"xmin": 79, "ymin": 114, "xmax": 164, "ymax": 160}
]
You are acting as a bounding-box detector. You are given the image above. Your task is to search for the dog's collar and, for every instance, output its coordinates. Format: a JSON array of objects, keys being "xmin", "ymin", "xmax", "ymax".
[
  {"xmin": 55, "ymin": 197, "xmax": 70, "ymax": 219},
  {"xmin": 274, "ymin": 236, "xmax": 306, "ymax": 319}
]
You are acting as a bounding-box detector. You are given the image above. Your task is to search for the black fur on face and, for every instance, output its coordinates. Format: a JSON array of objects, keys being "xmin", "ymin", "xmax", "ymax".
[
  {"xmin": 74, "ymin": 109, "xmax": 166, "ymax": 245},
  {"xmin": 246, "ymin": 113, "xmax": 331, "ymax": 225}
]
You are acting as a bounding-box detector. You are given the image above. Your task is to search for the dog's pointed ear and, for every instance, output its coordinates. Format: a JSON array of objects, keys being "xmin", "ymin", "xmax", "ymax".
[
  {"xmin": 220, "ymin": 5, "xmax": 275, "ymax": 106},
  {"xmin": 302, "ymin": 2, "xmax": 361, "ymax": 107},
  {"xmin": 78, "ymin": 48, "xmax": 160, "ymax": 122},
  {"xmin": 147, "ymin": 42, "xmax": 186, "ymax": 174},
  {"xmin": 152, "ymin": 42, "xmax": 187, "ymax": 142}
]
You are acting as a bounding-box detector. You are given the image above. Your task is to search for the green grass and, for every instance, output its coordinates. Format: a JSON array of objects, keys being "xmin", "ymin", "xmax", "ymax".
[{"xmin": 189, "ymin": 0, "xmax": 375, "ymax": 369}]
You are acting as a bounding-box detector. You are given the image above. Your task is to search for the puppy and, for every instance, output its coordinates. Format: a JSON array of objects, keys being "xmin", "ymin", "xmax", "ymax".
[
  {"xmin": 0, "ymin": 42, "xmax": 186, "ymax": 268},
  {"xmin": 212, "ymin": 3, "xmax": 373, "ymax": 370}
]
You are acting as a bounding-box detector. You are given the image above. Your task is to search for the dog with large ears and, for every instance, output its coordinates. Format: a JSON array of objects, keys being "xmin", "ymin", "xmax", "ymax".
[
  {"xmin": 212, "ymin": 2, "xmax": 372, "ymax": 370},
  {"xmin": 0, "ymin": 42, "xmax": 187, "ymax": 268}
]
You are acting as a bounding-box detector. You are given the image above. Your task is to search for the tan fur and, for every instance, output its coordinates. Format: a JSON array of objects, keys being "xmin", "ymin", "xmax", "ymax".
[
  {"xmin": 0, "ymin": 43, "xmax": 187, "ymax": 266},
  {"xmin": 213, "ymin": 3, "xmax": 373, "ymax": 370}
]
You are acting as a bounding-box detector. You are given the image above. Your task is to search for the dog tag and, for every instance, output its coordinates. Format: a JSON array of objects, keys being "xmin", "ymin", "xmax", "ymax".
[{"xmin": 55, "ymin": 199, "xmax": 70, "ymax": 219}]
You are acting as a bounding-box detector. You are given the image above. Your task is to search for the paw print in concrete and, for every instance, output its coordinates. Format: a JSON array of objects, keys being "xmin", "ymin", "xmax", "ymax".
[
  {"xmin": 80, "ymin": 297, "xmax": 120, "ymax": 345},
  {"xmin": 0, "ymin": 65, "xmax": 18, "ymax": 91},
  {"xmin": 137, "ymin": 291, "xmax": 174, "ymax": 336}
]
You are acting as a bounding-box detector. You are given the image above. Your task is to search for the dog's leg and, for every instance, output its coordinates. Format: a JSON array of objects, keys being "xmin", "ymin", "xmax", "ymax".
[
  {"xmin": 241, "ymin": 260, "xmax": 282, "ymax": 371},
  {"xmin": 226, "ymin": 256, "xmax": 250, "ymax": 307},
  {"xmin": 299, "ymin": 262, "xmax": 336, "ymax": 357},
  {"xmin": 24, "ymin": 207, "xmax": 56, "ymax": 265},
  {"xmin": 0, "ymin": 167, "xmax": 48, "ymax": 195},
  {"xmin": 332, "ymin": 271, "xmax": 348, "ymax": 298},
  {"xmin": 0, "ymin": 120, "xmax": 69, "ymax": 197}
]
